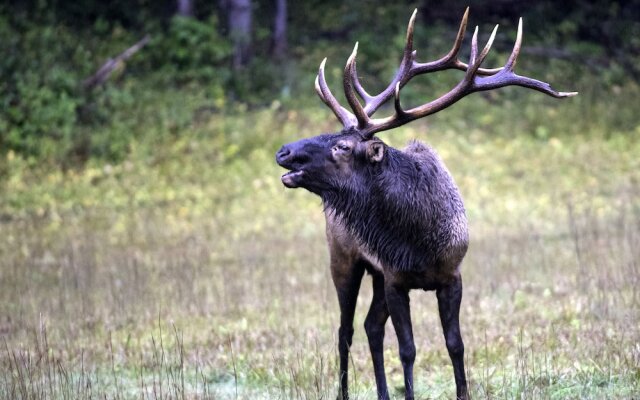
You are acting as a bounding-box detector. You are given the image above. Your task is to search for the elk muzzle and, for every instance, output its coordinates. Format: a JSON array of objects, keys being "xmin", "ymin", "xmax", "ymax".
[{"xmin": 276, "ymin": 144, "xmax": 306, "ymax": 188}]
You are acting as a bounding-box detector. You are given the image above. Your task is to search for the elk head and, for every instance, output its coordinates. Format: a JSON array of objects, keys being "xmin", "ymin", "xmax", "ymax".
[{"xmin": 276, "ymin": 8, "xmax": 576, "ymax": 195}]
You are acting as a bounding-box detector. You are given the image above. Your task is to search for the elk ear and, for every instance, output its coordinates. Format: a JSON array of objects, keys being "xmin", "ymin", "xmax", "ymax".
[{"xmin": 366, "ymin": 141, "xmax": 385, "ymax": 163}]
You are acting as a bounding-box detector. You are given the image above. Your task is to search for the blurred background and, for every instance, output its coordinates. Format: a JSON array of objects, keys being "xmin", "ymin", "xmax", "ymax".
[{"xmin": 1, "ymin": 1, "xmax": 639, "ymax": 399}]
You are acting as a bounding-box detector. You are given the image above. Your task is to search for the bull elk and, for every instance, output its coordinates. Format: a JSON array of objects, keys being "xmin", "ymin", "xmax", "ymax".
[{"xmin": 276, "ymin": 8, "xmax": 575, "ymax": 400}]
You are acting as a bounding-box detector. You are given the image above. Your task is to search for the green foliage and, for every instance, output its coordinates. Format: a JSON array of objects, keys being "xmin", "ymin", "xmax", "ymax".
[
  {"xmin": 149, "ymin": 15, "xmax": 232, "ymax": 84},
  {"xmin": 0, "ymin": 1, "xmax": 639, "ymax": 165},
  {"xmin": 0, "ymin": 16, "xmax": 80, "ymax": 160},
  {"xmin": 0, "ymin": 12, "xmax": 235, "ymax": 163},
  {"xmin": 0, "ymin": 13, "xmax": 150, "ymax": 162},
  {"xmin": 226, "ymin": 58, "xmax": 289, "ymax": 104}
]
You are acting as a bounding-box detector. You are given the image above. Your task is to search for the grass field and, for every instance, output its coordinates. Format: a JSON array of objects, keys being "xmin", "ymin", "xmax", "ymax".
[{"xmin": 1, "ymin": 90, "xmax": 639, "ymax": 399}]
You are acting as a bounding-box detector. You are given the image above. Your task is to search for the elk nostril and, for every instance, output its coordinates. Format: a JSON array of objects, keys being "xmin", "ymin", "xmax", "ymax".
[{"xmin": 276, "ymin": 146, "xmax": 291, "ymax": 163}]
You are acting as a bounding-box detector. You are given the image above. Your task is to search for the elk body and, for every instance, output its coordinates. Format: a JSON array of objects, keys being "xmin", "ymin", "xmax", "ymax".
[{"xmin": 276, "ymin": 8, "xmax": 575, "ymax": 400}]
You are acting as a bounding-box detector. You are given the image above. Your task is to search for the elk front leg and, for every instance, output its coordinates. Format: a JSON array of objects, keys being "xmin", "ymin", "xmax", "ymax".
[
  {"xmin": 436, "ymin": 276, "xmax": 468, "ymax": 400},
  {"xmin": 384, "ymin": 282, "xmax": 415, "ymax": 400},
  {"xmin": 364, "ymin": 271, "xmax": 390, "ymax": 400},
  {"xmin": 332, "ymin": 260, "xmax": 365, "ymax": 400}
]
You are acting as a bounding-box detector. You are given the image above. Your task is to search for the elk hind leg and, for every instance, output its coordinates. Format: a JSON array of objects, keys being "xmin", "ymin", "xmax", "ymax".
[
  {"xmin": 384, "ymin": 281, "xmax": 416, "ymax": 400},
  {"xmin": 436, "ymin": 276, "xmax": 467, "ymax": 400},
  {"xmin": 364, "ymin": 271, "xmax": 390, "ymax": 400}
]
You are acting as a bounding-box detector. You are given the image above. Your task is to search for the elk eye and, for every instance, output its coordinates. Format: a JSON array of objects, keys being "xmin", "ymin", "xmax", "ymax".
[{"xmin": 336, "ymin": 143, "xmax": 351, "ymax": 152}]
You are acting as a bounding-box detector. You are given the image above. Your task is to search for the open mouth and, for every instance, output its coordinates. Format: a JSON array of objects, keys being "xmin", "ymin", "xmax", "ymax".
[{"xmin": 281, "ymin": 170, "xmax": 304, "ymax": 188}]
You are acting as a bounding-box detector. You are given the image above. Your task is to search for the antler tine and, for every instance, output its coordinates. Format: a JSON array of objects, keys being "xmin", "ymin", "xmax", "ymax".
[
  {"xmin": 343, "ymin": 43, "xmax": 370, "ymax": 129},
  {"xmin": 413, "ymin": 7, "xmax": 468, "ymax": 72},
  {"xmin": 475, "ymin": 74, "xmax": 579, "ymax": 98},
  {"xmin": 504, "ymin": 18, "xmax": 523, "ymax": 71},
  {"xmin": 349, "ymin": 9, "xmax": 418, "ymax": 106},
  {"xmin": 451, "ymin": 9, "xmax": 501, "ymax": 75},
  {"xmin": 316, "ymin": 58, "xmax": 357, "ymax": 127},
  {"xmin": 355, "ymin": 9, "xmax": 418, "ymax": 117},
  {"xmin": 468, "ymin": 25, "xmax": 498, "ymax": 76},
  {"xmin": 469, "ymin": 27, "xmax": 479, "ymax": 66},
  {"xmin": 445, "ymin": 7, "xmax": 469, "ymax": 62},
  {"xmin": 454, "ymin": 61, "xmax": 502, "ymax": 76},
  {"xmin": 393, "ymin": 82, "xmax": 406, "ymax": 118},
  {"xmin": 352, "ymin": 71, "xmax": 373, "ymax": 103},
  {"xmin": 405, "ymin": 9, "xmax": 417, "ymax": 59},
  {"xmin": 314, "ymin": 75, "xmax": 326, "ymax": 101}
]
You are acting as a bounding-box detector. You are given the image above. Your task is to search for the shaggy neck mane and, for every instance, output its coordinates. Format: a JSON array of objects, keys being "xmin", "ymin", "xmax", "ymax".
[{"xmin": 322, "ymin": 145, "xmax": 465, "ymax": 272}]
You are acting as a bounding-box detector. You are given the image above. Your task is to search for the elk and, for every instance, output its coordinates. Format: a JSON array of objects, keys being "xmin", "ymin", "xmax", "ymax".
[{"xmin": 276, "ymin": 8, "xmax": 575, "ymax": 400}]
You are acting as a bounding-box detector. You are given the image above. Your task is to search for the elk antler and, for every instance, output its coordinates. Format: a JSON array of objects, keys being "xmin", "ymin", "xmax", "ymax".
[{"xmin": 315, "ymin": 8, "xmax": 577, "ymax": 137}]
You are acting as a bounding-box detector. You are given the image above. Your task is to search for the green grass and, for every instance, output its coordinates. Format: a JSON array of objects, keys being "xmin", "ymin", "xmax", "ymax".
[{"xmin": 1, "ymin": 82, "xmax": 639, "ymax": 399}]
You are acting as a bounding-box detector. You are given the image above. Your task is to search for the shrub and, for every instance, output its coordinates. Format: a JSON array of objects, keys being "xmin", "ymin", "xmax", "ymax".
[{"xmin": 148, "ymin": 15, "xmax": 232, "ymax": 84}]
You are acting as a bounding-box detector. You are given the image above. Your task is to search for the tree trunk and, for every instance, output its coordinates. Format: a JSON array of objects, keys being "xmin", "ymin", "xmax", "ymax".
[
  {"xmin": 227, "ymin": 0, "xmax": 252, "ymax": 69},
  {"xmin": 271, "ymin": 0, "xmax": 287, "ymax": 60},
  {"xmin": 177, "ymin": 0, "xmax": 194, "ymax": 17}
]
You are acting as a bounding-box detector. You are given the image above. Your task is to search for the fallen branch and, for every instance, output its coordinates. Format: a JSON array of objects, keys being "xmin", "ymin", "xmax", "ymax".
[{"xmin": 82, "ymin": 35, "xmax": 151, "ymax": 90}]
